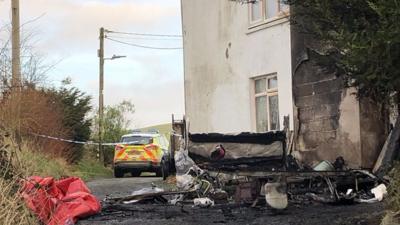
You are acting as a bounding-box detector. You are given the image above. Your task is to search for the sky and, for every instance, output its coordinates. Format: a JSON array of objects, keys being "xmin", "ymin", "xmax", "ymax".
[{"xmin": 0, "ymin": 0, "xmax": 184, "ymax": 128}]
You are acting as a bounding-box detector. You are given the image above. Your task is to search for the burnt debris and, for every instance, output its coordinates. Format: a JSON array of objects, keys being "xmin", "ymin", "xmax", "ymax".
[{"xmin": 103, "ymin": 129, "xmax": 391, "ymax": 211}]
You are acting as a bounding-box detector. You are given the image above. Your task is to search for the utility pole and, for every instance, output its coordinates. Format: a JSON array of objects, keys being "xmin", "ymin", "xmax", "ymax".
[
  {"xmin": 11, "ymin": 0, "xmax": 21, "ymax": 141},
  {"xmin": 98, "ymin": 27, "xmax": 105, "ymax": 165},
  {"xmin": 11, "ymin": 0, "xmax": 21, "ymax": 91}
]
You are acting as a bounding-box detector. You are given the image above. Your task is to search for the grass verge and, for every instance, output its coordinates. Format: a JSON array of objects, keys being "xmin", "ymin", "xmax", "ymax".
[
  {"xmin": 0, "ymin": 136, "xmax": 111, "ymax": 225},
  {"xmin": 18, "ymin": 143, "xmax": 112, "ymax": 181},
  {"xmin": 71, "ymin": 154, "xmax": 113, "ymax": 181},
  {"xmin": 382, "ymin": 162, "xmax": 400, "ymax": 225}
]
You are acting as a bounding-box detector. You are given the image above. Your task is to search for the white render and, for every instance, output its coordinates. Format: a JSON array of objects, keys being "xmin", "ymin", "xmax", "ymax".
[{"xmin": 181, "ymin": 0, "xmax": 293, "ymax": 133}]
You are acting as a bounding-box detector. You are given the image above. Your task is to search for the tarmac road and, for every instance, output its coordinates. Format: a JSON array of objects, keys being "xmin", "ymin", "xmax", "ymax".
[
  {"xmin": 82, "ymin": 176, "xmax": 163, "ymax": 200},
  {"xmin": 78, "ymin": 176, "xmax": 385, "ymax": 225}
]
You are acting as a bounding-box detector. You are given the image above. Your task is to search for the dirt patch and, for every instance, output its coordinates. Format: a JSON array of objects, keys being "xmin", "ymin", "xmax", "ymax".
[
  {"xmin": 79, "ymin": 201, "xmax": 383, "ymax": 225},
  {"xmin": 79, "ymin": 177, "xmax": 384, "ymax": 225}
]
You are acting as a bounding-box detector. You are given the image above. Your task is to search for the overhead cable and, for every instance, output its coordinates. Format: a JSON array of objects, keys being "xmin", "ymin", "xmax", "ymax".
[
  {"xmin": 106, "ymin": 30, "xmax": 182, "ymax": 38},
  {"xmin": 106, "ymin": 37, "xmax": 183, "ymax": 50},
  {"xmin": 105, "ymin": 35, "xmax": 182, "ymax": 41}
]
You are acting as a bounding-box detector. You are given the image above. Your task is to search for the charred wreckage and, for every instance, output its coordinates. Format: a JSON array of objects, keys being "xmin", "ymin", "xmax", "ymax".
[{"xmin": 104, "ymin": 118, "xmax": 396, "ymax": 210}]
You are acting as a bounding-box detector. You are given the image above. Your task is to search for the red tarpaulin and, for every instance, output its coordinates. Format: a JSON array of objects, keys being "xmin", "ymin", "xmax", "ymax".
[{"xmin": 21, "ymin": 176, "xmax": 101, "ymax": 225}]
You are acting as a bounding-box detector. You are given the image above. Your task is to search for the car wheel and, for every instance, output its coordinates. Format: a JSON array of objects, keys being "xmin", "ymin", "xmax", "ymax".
[
  {"xmin": 131, "ymin": 171, "xmax": 141, "ymax": 177},
  {"xmin": 156, "ymin": 160, "xmax": 168, "ymax": 180},
  {"xmin": 114, "ymin": 168, "xmax": 124, "ymax": 178}
]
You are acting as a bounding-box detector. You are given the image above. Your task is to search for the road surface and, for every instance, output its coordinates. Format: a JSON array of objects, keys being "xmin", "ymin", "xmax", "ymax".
[{"xmin": 78, "ymin": 176, "xmax": 384, "ymax": 225}]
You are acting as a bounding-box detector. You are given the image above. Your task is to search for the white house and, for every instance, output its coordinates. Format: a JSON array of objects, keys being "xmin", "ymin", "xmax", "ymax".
[{"xmin": 181, "ymin": 0, "xmax": 293, "ymax": 133}]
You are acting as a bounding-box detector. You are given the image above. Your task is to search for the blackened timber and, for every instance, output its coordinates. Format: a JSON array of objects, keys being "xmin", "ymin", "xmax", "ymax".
[
  {"xmin": 189, "ymin": 131, "xmax": 286, "ymax": 145},
  {"xmin": 373, "ymin": 116, "xmax": 400, "ymax": 177},
  {"xmin": 190, "ymin": 155, "xmax": 284, "ymax": 172}
]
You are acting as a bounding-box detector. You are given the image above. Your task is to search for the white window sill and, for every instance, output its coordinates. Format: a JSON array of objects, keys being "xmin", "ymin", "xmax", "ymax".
[{"xmin": 247, "ymin": 14, "xmax": 289, "ymax": 35}]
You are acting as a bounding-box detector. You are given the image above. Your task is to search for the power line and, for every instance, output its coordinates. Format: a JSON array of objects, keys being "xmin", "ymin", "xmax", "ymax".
[
  {"xmin": 105, "ymin": 37, "xmax": 182, "ymax": 50},
  {"xmin": 106, "ymin": 30, "xmax": 182, "ymax": 38},
  {"xmin": 105, "ymin": 35, "xmax": 182, "ymax": 41}
]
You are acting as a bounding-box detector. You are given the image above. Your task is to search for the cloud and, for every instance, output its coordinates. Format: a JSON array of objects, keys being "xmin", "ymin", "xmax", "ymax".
[
  {"xmin": 25, "ymin": 0, "xmax": 179, "ymax": 52},
  {"xmin": 1, "ymin": 0, "xmax": 181, "ymax": 52}
]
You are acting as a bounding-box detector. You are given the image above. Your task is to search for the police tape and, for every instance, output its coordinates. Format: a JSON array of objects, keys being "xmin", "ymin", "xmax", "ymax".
[{"xmin": 33, "ymin": 133, "xmax": 124, "ymax": 146}]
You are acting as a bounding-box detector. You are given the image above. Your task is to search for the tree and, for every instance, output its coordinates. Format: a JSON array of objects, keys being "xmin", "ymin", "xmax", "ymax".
[
  {"xmin": 0, "ymin": 86, "xmax": 72, "ymax": 156},
  {"xmin": 46, "ymin": 84, "xmax": 92, "ymax": 162},
  {"xmin": 0, "ymin": 23, "xmax": 90, "ymax": 161},
  {"xmin": 92, "ymin": 100, "xmax": 135, "ymax": 164},
  {"xmin": 287, "ymin": 0, "xmax": 400, "ymax": 106},
  {"xmin": 0, "ymin": 25, "xmax": 54, "ymax": 92}
]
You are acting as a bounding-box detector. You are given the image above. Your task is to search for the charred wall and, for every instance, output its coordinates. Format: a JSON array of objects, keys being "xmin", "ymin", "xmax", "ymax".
[
  {"xmin": 359, "ymin": 99, "xmax": 388, "ymax": 168},
  {"xmin": 290, "ymin": 24, "xmax": 386, "ymax": 168}
]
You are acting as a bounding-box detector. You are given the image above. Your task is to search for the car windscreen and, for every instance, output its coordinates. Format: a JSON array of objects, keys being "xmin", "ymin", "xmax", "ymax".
[{"xmin": 121, "ymin": 136, "xmax": 153, "ymax": 145}]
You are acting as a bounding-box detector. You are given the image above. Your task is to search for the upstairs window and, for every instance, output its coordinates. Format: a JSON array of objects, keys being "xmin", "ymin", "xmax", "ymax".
[
  {"xmin": 250, "ymin": 0, "xmax": 262, "ymax": 23},
  {"xmin": 265, "ymin": 0, "xmax": 279, "ymax": 19},
  {"xmin": 249, "ymin": 0, "xmax": 289, "ymax": 25}
]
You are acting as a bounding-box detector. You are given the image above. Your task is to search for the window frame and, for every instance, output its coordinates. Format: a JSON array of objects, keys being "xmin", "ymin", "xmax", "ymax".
[
  {"xmin": 253, "ymin": 74, "xmax": 280, "ymax": 132},
  {"xmin": 248, "ymin": 0, "xmax": 263, "ymax": 24},
  {"xmin": 248, "ymin": 0, "xmax": 290, "ymax": 27}
]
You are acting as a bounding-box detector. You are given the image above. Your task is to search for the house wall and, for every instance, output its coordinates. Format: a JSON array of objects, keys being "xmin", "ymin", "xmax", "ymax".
[
  {"xmin": 291, "ymin": 25, "xmax": 387, "ymax": 168},
  {"xmin": 359, "ymin": 99, "xmax": 388, "ymax": 168},
  {"xmin": 181, "ymin": 0, "xmax": 293, "ymax": 133}
]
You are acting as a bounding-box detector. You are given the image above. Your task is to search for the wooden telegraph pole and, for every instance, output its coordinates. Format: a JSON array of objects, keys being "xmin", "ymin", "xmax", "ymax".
[
  {"xmin": 11, "ymin": 0, "xmax": 21, "ymax": 90},
  {"xmin": 11, "ymin": 0, "xmax": 21, "ymax": 140},
  {"xmin": 98, "ymin": 27, "xmax": 105, "ymax": 164}
]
